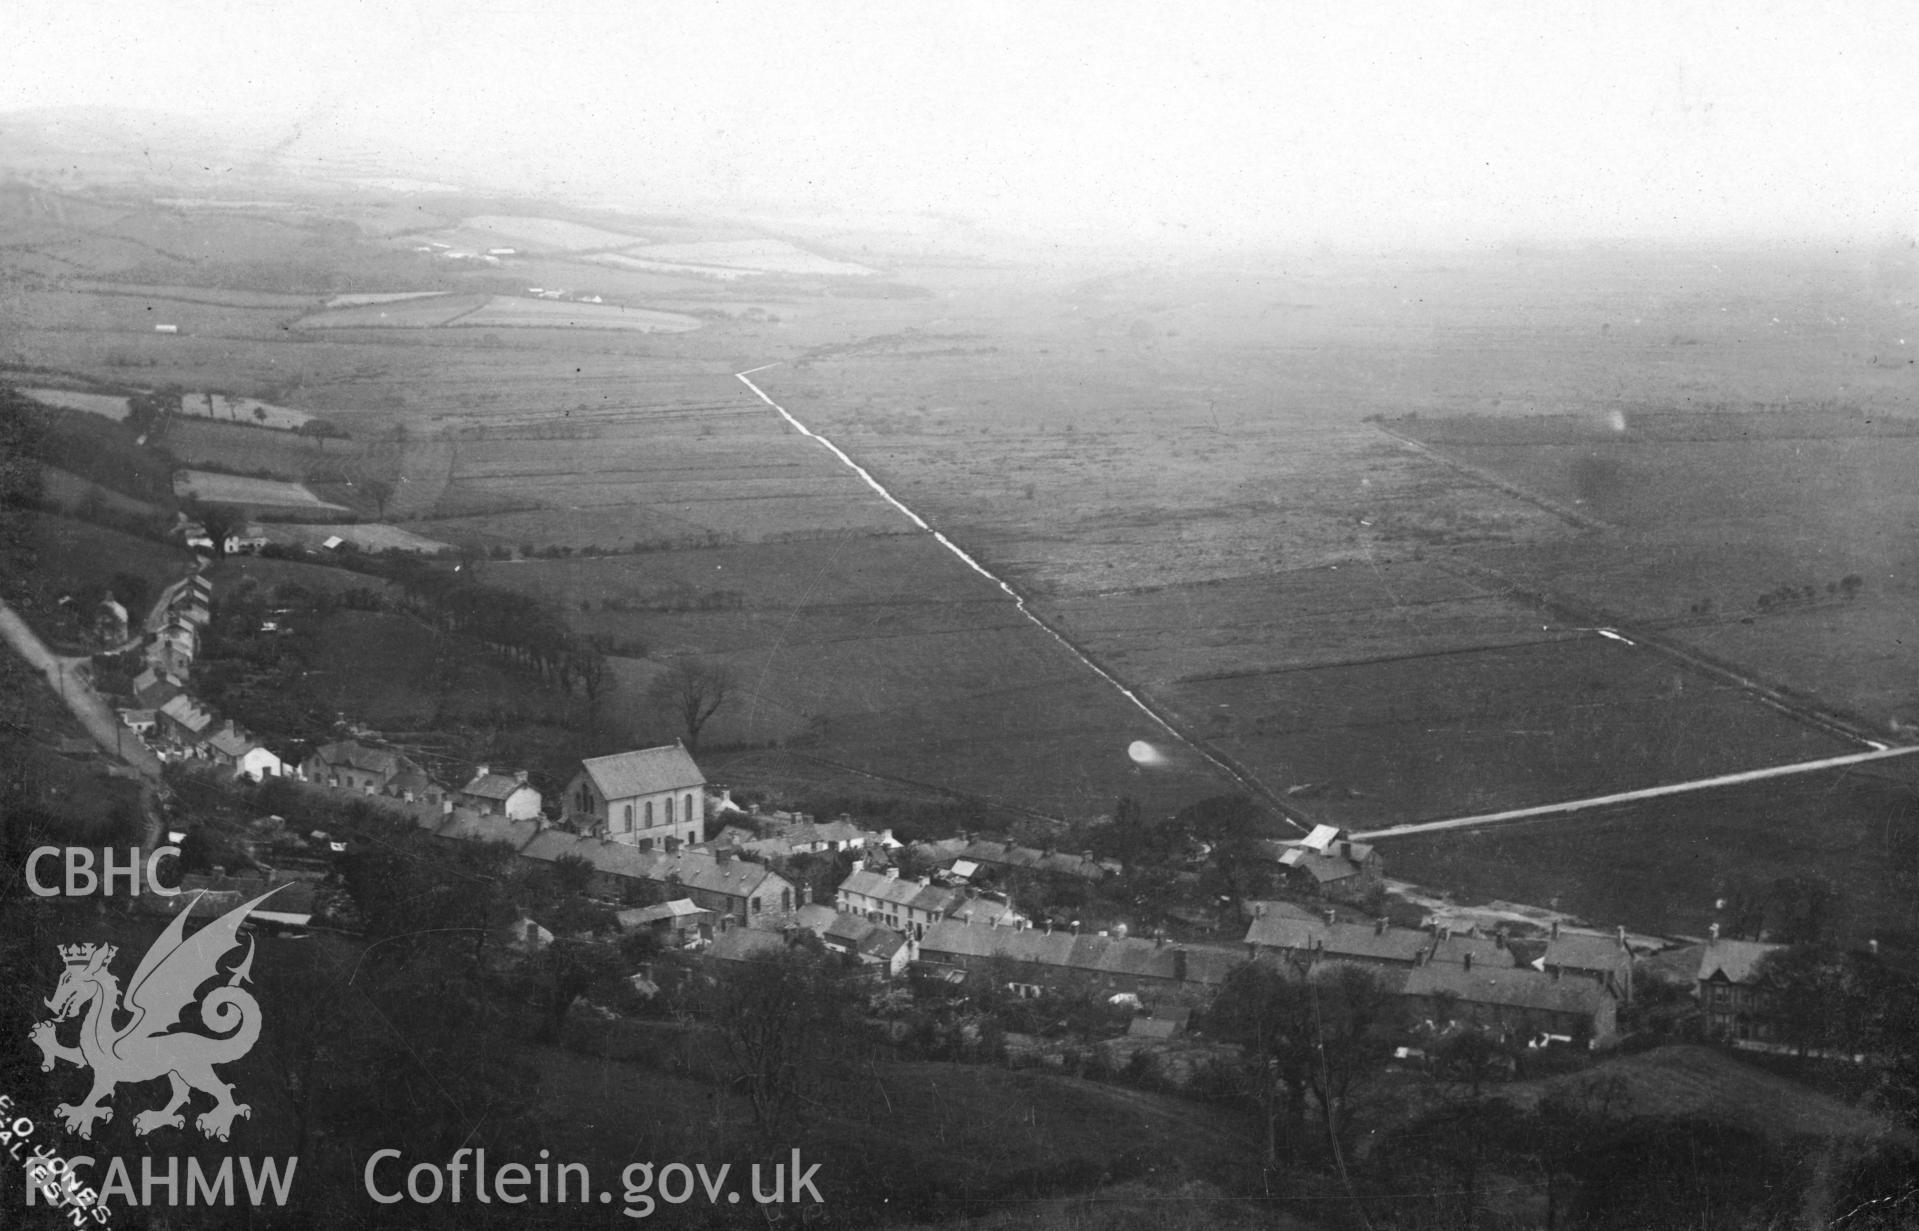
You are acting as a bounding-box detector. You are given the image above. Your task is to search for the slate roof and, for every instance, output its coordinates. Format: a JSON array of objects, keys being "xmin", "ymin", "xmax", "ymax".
[
  {"xmin": 1427, "ymin": 932, "xmax": 1517, "ymax": 969},
  {"xmin": 1696, "ymin": 939, "xmax": 1783, "ymax": 985},
  {"xmin": 822, "ymin": 913, "xmax": 907, "ymax": 962},
  {"xmin": 310, "ymin": 740, "xmax": 405, "ymax": 777},
  {"xmin": 1543, "ymin": 931, "xmax": 1633, "ymax": 971},
  {"xmin": 918, "ymin": 920, "xmax": 1242, "ymax": 986},
  {"xmin": 619, "ymin": 899, "xmax": 713, "ymax": 928},
  {"xmin": 580, "ymin": 744, "xmax": 704, "ymax": 800},
  {"xmin": 523, "ymin": 835, "xmax": 790, "ymax": 901},
  {"xmin": 205, "ymin": 726, "xmax": 253, "ymax": 759},
  {"xmin": 434, "ymin": 811, "xmax": 542, "ymax": 849},
  {"xmin": 158, "ymin": 694, "xmax": 215, "ymax": 734},
  {"xmin": 1400, "ymin": 963, "xmax": 1612, "ymax": 1017},
  {"xmin": 1243, "ymin": 915, "xmax": 1431, "ymax": 964},
  {"xmin": 461, "ymin": 771, "xmax": 532, "ymax": 800},
  {"xmin": 947, "ymin": 895, "xmax": 1026, "ymax": 927},
  {"xmin": 707, "ymin": 928, "xmax": 788, "ymax": 963},
  {"xmin": 839, "ymin": 868, "xmax": 963, "ymax": 914},
  {"xmin": 387, "ymin": 767, "xmax": 437, "ymax": 797},
  {"xmin": 795, "ymin": 903, "xmax": 840, "ymax": 933}
]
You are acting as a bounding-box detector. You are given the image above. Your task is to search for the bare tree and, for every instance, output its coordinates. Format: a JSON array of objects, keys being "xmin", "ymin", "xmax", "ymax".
[{"xmin": 648, "ymin": 656, "xmax": 734, "ymax": 752}]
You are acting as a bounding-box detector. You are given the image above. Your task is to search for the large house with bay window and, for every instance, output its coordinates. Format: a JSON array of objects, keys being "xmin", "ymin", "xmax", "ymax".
[{"xmin": 563, "ymin": 743, "xmax": 706, "ymax": 848}]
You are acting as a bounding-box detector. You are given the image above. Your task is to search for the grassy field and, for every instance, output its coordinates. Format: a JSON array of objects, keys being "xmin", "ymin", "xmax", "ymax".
[
  {"xmin": 17, "ymin": 386, "xmax": 130, "ymax": 419},
  {"xmin": 294, "ymin": 293, "xmax": 489, "ymax": 328},
  {"xmin": 1388, "ymin": 410, "xmax": 1919, "ymax": 732},
  {"xmin": 174, "ymin": 468, "xmax": 348, "ymax": 511},
  {"xmin": 491, "ymin": 534, "xmax": 1233, "ymax": 817},
  {"xmin": 1515, "ymin": 1044, "xmax": 1898, "ymax": 1142},
  {"xmin": 1045, "ymin": 560, "xmax": 1555, "ymax": 686},
  {"xmin": 621, "ymin": 237, "xmax": 878, "ymax": 276},
  {"xmin": 1384, "ymin": 761, "xmax": 1919, "ymax": 946},
  {"xmin": 453, "ymin": 296, "xmax": 704, "ymax": 332},
  {"xmin": 159, "ymin": 415, "xmax": 370, "ymax": 481},
  {"xmin": 1157, "ymin": 635, "xmax": 1851, "ymax": 828},
  {"xmin": 534, "ymin": 1048, "xmax": 1262, "ymax": 1223}
]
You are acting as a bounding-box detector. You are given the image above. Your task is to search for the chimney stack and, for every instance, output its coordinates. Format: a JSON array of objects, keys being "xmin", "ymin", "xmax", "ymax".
[
  {"xmin": 474, "ymin": 765, "xmax": 489, "ymax": 780},
  {"xmin": 1550, "ymin": 920, "xmax": 1560, "ymax": 940},
  {"xmin": 1322, "ymin": 908, "xmax": 1337, "ymax": 926},
  {"xmin": 1463, "ymin": 952, "xmax": 1473, "ymax": 972},
  {"xmin": 1375, "ymin": 917, "xmax": 1387, "ymax": 936},
  {"xmin": 1709, "ymin": 922, "xmax": 1720, "ymax": 945},
  {"xmin": 1869, "ymin": 938, "xmax": 1880, "ymax": 957},
  {"xmin": 1616, "ymin": 924, "xmax": 1627, "ymax": 949},
  {"xmin": 1071, "ymin": 920, "xmax": 1081, "ymax": 935},
  {"xmin": 884, "ymin": 866, "xmax": 899, "ymax": 880},
  {"xmin": 1173, "ymin": 946, "xmax": 1189, "ymax": 983}
]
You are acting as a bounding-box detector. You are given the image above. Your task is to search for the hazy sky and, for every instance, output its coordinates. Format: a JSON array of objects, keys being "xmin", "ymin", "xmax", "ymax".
[{"xmin": 7, "ymin": 0, "xmax": 1919, "ymax": 244}]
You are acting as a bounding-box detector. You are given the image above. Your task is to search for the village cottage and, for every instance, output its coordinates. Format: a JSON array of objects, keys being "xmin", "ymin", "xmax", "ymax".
[
  {"xmin": 917, "ymin": 918, "xmax": 1241, "ymax": 1004},
  {"xmin": 458, "ymin": 766, "xmax": 543, "ymax": 820},
  {"xmin": 564, "ymin": 744, "xmax": 705, "ymax": 847},
  {"xmin": 1398, "ymin": 960, "xmax": 1618, "ymax": 1045},
  {"xmin": 520, "ymin": 832, "xmax": 797, "ymax": 929},
  {"xmin": 837, "ymin": 860, "xmax": 1026, "ymax": 949},
  {"xmin": 300, "ymin": 739, "xmax": 419, "ymax": 794}
]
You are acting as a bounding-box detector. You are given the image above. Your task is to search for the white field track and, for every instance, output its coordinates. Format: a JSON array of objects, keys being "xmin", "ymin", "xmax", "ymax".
[
  {"xmin": 1354, "ymin": 744, "xmax": 1919, "ymax": 840},
  {"xmin": 733, "ymin": 363, "xmax": 1305, "ymax": 829}
]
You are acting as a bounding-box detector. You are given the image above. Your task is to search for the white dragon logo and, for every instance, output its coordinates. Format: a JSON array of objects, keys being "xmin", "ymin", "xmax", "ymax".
[{"xmin": 29, "ymin": 887, "xmax": 284, "ymax": 1141}]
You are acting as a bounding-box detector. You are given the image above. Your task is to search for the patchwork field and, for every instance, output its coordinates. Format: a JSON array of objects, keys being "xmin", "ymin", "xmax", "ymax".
[
  {"xmin": 491, "ymin": 534, "xmax": 1232, "ymax": 818},
  {"xmin": 619, "ymin": 237, "xmax": 877, "ymax": 277},
  {"xmin": 1391, "ymin": 410, "xmax": 1919, "ymax": 732}
]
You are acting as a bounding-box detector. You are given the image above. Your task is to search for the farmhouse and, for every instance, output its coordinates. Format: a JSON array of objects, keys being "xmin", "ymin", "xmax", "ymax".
[
  {"xmin": 300, "ymin": 739, "xmax": 418, "ymax": 793},
  {"xmin": 1697, "ymin": 931, "xmax": 1786, "ymax": 1043},
  {"xmin": 917, "ymin": 918, "xmax": 1242, "ymax": 1003},
  {"xmin": 201, "ymin": 724, "xmax": 285, "ymax": 780},
  {"xmin": 564, "ymin": 743, "xmax": 705, "ymax": 848},
  {"xmin": 1260, "ymin": 825, "xmax": 1382, "ymax": 904},
  {"xmin": 458, "ymin": 766, "xmax": 542, "ymax": 820}
]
